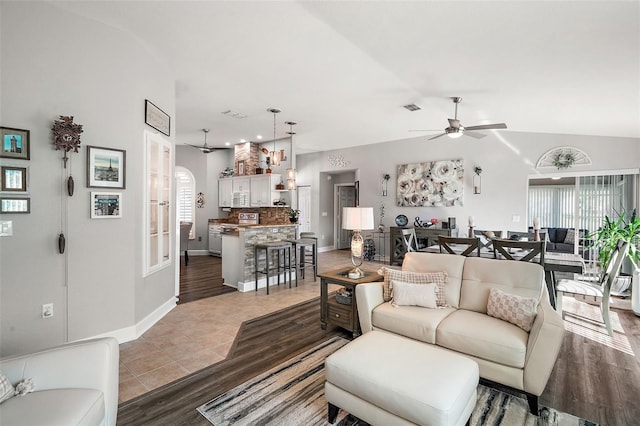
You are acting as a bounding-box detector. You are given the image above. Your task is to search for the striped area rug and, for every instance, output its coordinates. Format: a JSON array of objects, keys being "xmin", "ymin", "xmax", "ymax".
[{"xmin": 197, "ymin": 336, "xmax": 597, "ymax": 426}]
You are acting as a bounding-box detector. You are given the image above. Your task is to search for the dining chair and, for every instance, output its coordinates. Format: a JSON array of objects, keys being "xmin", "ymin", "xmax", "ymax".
[
  {"xmin": 555, "ymin": 239, "xmax": 628, "ymax": 336},
  {"xmin": 438, "ymin": 236, "xmax": 481, "ymax": 257},
  {"xmin": 473, "ymin": 230, "xmax": 503, "ymax": 250},
  {"xmin": 492, "ymin": 239, "xmax": 545, "ymax": 265},
  {"xmin": 179, "ymin": 221, "xmax": 193, "ymax": 266},
  {"xmin": 401, "ymin": 228, "xmax": 421, "ymax": 252}
]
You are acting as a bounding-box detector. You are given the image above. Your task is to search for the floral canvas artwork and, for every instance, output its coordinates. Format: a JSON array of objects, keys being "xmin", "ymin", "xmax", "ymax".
[{"xmin": 396, "ymin": 159, "xmax": 464, "ymax": 207}]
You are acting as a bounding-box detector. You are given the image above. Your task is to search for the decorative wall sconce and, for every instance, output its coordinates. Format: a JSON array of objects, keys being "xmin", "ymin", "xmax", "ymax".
[
  {"xmin": 382, "ymin": 173, "xmax": 390, "ymax": 196},
  {"xmin": 473, "ymin": 166, "xmax": 482, "ymax": 195}
]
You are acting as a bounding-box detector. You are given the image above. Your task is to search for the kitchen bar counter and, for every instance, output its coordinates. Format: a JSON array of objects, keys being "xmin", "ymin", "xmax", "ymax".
[{"xmin": 221, "ymin": 224, "xmax": 297, "ymax": 291}]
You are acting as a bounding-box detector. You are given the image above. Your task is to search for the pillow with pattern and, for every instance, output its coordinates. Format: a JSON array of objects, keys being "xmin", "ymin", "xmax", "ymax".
[
  {"xmin": 392, "ymin": 281, "xmax": 438, "ymax": 308},
  {"xmin": 0, "ymin": 371, "xmax": 15, "ymax": 404},
  {"xmin": 381, "ymin": 268, "xmax": 447, "ymax": 306},
  {"xmin": 564, "ymin": 228, "xmax": 576, "ymax": 244},
  {"xmin": 487, "ymin": 288, "xmax": 538, "ymax": 332}
]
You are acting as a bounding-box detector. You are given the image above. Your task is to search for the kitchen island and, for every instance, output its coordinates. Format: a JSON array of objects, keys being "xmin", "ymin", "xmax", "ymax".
[{"xmin": 221, "ymin": 224, "xmax": 297, "ymax": 291}]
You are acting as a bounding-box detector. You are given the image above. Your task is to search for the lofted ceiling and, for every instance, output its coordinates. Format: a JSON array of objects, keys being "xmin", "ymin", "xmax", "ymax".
[{"xmin": 54, "ymin": 1, "xmax": 639, "ymax": 153}]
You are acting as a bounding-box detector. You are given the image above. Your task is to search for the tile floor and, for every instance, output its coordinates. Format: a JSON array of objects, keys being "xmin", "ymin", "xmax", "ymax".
[{"xmin": 118, "ymin": 249, "xmax": 379, "ymax": 403}]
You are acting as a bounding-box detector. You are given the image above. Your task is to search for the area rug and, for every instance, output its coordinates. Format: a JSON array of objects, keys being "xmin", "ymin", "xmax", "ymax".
[{"xmin": 197, "ymin": 336, "xmax": 597, "ymax": 426}]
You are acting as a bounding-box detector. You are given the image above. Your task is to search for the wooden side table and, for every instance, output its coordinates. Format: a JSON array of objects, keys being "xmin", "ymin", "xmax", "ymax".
[{"xmin": 320, "ymin": 267, "xmax": 384, "ymax": 338}]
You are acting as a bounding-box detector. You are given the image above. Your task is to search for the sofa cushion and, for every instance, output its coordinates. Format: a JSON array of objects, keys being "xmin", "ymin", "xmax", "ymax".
[
  {"xmin": 564, "ymin": 229, "xmax": 576, "ymax": 244},
  {"xmin": 436, "ymin": 310, "xmax": 528, "ymax": 368},
  {"xmin": 459, "ymin": 257, "xmax": 543, "ymax": 314},
  {"xmin": 487, "ymin": 288, "xmax": 538, "ymax": 332},
  {"xmin": 402, "ymin": 252, "xmax": 466, "ymax": 308},
  {"xmin": 0, "ymin": 371, "xmax": 15, "ymax": 403},
  {"xmin": 555, "ymin": 228, "xmax": 568, "ymax": 243},
  {"xmin": 392, "ymin": 281, "xmax": 437, "ymax": 308},
  {"xmin": 544, "ymin": 227, "xmax": 557, "ymax": 242},
  {"xmin": 382, "ymin": 268, "xmax": 447, "ymax": 306},
  {"xmin": 0, "ymin": 388, "xmax": 104, "ymax": 426},
  {"xmin": 372, "ymin": 303, "xmax": 456, "ymax": 344}
]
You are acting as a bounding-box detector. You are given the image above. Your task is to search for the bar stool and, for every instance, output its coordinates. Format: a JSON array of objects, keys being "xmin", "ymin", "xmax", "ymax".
[
  {"xmin": 288, "ymin": 235, "xmax": 317, "ymax": 282},
  {"xmin": 254, "ymin": 241, "xmax": 293, "ymax": 295}
]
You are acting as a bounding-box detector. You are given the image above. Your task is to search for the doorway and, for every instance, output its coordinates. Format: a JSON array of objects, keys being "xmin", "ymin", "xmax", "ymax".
[
  {"xmin": 297, "ymin": 185, "xmax": 311, "ymax": 234},
  {"xmin": 335, "ymin": 184, "xmax": 357, "ymax": 249}
]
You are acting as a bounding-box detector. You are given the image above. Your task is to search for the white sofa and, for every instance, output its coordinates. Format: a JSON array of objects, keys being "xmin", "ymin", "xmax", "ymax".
[
  {"xmin": 356, "ymin": 252, "xmax": 565, "ymax": 413},
  {"xmin": 0, "ymin": 337, "xmax": 119, "ymax": 426}
]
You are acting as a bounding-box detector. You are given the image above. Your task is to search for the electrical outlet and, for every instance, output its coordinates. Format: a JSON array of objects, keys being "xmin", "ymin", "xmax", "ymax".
[
  {"xmin": 198, "ymin": 236, "xmax": 202, "ymax": 241},
  {"xmin": 42, "ymin": 303, "xmax": 54, "ymax": 318},
  {"xmin": 512, "ymin": 215, "xmax": 521, "ymax": 222},
  {"xmin": 0, "ymin": 220, "xmax": 12, "ymax": 236}
]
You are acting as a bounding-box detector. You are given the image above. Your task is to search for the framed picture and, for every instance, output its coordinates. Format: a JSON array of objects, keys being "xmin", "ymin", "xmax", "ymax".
[
  {"xmin": 0, "ymin": 197, "xmax": 30, "ymax": 213},
  {"xmin": 86, "ymin": 146, "xmax": 126, "ymax": 189},
  {"xmin": 397, "ymin": 159, "xmax": 464, "ymax": 207},
  {"xmin": 1, "ymin": 165, "xmax": 28, "ymax": 192},
  {"xmin": 1, "ymin": 127, "xmax": 30, "ymax": 160},
  {"xmin": 145, "ymin": 99, "xmax": 171, "ymax": 136},
  {"xmin": 238, "ymin": 160, "xmax": 245, "ymax": 176},
  {"xmin": 91, "ymin": 192, "xmax": 122, "ymax": 219}
]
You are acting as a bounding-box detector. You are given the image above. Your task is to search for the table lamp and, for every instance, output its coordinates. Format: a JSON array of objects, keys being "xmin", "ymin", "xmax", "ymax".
[{"xmin": 342, "ymin": 207, "xmax": 375, "ymax": 279}]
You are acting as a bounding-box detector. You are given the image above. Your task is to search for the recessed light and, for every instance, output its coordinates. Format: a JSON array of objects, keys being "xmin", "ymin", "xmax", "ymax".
[
  {"xmin": 256, "ymin": 135, "xmax": 263, "ymax": 140},
  {"xmin": 240, "ymin": 139, "xmax": 246, "ymax": 143},
  {"xmin": 225, "ymin": 142, "xmax": 230, "ymax": 146}
]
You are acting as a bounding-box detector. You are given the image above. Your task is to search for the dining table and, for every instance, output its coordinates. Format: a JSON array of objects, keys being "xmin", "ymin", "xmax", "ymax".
[{"xmin": 422, "ymin": 244, "xmax": 585, "ymax": 309}]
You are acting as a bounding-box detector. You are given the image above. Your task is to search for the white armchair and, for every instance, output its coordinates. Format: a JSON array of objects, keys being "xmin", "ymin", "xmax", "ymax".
[{"xmin": 0, "ymin": 337, "xmax": 119, "ymax": 426}]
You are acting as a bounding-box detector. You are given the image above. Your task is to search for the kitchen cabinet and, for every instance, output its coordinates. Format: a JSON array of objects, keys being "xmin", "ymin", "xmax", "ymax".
[
  {"xmin": 232, "ymin": 177, "xmax": 251, "ymax": 207},
  {"xmin": 250, "ymin": 174, "xmax": 281, "ymax": 207},
  {"xmin": 218, "ymin": 179, "xmax": 233, "ymax": 207}
]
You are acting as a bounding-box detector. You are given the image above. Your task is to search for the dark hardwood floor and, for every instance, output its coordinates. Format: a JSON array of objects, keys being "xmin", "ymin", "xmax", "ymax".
[
  {"xmin": 120, "ymin": 254, "xmax": 640, "ymax": 425},
  {"xmin": 178, "ymin": 255, "xmax": 235, "ymax": 304}
]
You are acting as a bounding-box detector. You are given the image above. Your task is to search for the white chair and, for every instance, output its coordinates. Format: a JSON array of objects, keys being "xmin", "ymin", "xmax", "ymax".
[
  {"xmin": 0, "ymin": 337, "xmax": 119, "ymax": 426},
  {"xmin": 401, "ymin": 228, "xmax": 428, "ymax": 252},
  {"xmin": 180, "ymin": 221, "xmax": 193, "ymax": 266},
  {"xmin": 556, "ymin": 239, "xmax": 628, "ymax": 336}
]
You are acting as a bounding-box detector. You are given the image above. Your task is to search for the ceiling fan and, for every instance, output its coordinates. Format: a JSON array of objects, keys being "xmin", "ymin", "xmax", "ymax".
[
  {"xmin": 186, "ymin": 129, "xmax": 224, "ymax": 154},
  {"xmin": 410, "ymin": 97, "xmax": 507, "ymax": 140}
]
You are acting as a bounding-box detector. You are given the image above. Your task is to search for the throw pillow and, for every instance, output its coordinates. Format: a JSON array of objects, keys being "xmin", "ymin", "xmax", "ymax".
[
  {"xmin": 487, "ymin": 288, "xmax": 538, "ymax": 332},
  {"xmin": 391, "ymin": 281, "xmax": 437, "ymax": 308},
  {"xmin": 564, "ymin": 228, "xmax": 576, "ymax": 244},
  {"xmin": 0, "ymin": 372, "xmax": 15, "ymax": 404},
  {"xmin": 381, "ymin": 268, "xmax": 447, "ymax": 306}
]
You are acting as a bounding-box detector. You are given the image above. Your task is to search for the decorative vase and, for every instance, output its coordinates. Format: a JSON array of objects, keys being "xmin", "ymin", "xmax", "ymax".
[
  {"xmin": 255, "ymin": 167, "xmax": 264, "ymax": 174},
  {"xmin": 289, "ymin": 217, "xmax": 298, "ymax": 223},
  {"xmin": 266, "ymin": 168, "xmax": 272, "ymax": 174},
  {"xmin": 631, "ymin": 269, "xmax": 640, "ymax": 316}
]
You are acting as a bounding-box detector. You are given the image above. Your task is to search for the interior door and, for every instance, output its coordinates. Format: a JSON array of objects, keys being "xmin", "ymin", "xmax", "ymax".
[
  {"xmin": 336, "ymin": 185, "xmax": 356, "ymax": 249},
  {"xmin": 297, "ymin": 185, "xmax": 311, "ymax": 234}
]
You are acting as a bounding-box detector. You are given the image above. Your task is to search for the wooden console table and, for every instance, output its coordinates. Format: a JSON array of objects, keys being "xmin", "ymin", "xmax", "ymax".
[
  {"xmin": 320, "ymin": 267, "xmax": 384, "ymax": 338},
  {"xmin": 389, "ymin": 226, "xmax": 458, "ymax": 265}
]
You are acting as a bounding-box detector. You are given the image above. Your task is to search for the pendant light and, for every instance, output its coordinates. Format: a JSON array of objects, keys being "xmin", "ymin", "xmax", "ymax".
[
  {"xmin": 267, "ymin": 108, "xmax": 281, "ymax": 166},
  {"xmin": 285, "ymin": 121, "xmax": 297, "ymax": 191}
]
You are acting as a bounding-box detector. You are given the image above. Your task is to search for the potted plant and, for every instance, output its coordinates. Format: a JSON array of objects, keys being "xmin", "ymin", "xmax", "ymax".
[
  {"xmin": 589, "ymin": 209, "xmax": 640, "ymax": 296},
  {"xmin": 288, "ymin": 208, "xmax": 301, "ymax": 223}
]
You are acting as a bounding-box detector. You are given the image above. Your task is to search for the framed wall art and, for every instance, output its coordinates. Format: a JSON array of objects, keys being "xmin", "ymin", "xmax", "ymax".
[
  {"xmin": 0, "ymin": 197, "xmax": 30, "ymax": 213},
  {"xmin": 86, "ymin": 146, "xmax": 126, "ymax": 189},
  {"xmin": 1, "ymin": 127, "xmax": 30, "ymax": 160},
  {"xmin": 1, "ymin": 165, "xmax": 28, "ymax": 192},
  {"xmin": 91, "ymin": 191, "xmax": 122, "ymax": 219},
  {"xmin": 396, "ymin": 159, "xmax": 464, "ymax": 207},
  {"xmin": 145, "ymin": 99, "xmax": 171, "ymax": 136},
  {"xmin": 238, "ymin": 160, "xmax": 245, "ymax": 176}
]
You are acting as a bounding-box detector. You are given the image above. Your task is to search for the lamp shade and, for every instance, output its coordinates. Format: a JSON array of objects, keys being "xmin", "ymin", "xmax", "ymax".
[{"xmin": 342, "ymin": 207, "xmax": 375, "ymax": 231}]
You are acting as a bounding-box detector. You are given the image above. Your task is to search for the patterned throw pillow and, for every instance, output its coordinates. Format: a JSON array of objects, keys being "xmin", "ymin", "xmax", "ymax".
[
  {"xmin": 0, "ymin": 371, "xmax": 15, "ymax": 404},
  {"xmin": 564, "ymin": 228, "xmax": 576, "ymax": 244},
  {"xmin": 391, "ymin": 281, "xmax": 438, "ymax": 308},
  {"xmin": 487, "ymin": 288, "xmax": 538, "ymax": 332},
  {"xmin": 381, "ymin": 268, "xmax": 447, "ymax": 306}
]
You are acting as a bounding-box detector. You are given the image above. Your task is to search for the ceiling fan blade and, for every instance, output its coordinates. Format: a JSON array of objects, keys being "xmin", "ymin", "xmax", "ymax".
[
  {"xmin": 464, "ymin": 123, "xmax": 507, "ymax": 131},
  {"xmin": 428, "ymin": 133, "xmax": 447, "ymax": 141},
  {"xmin": 464, "ymin": 131, "xmax": 487, "ymax": 139},
  {"xmin": 448, "ymin": 119, "xmax": 460, "ymax": 129},
  {"xmin": 408, "ymin": 129, "xmax": 443, "ymax": 132}
]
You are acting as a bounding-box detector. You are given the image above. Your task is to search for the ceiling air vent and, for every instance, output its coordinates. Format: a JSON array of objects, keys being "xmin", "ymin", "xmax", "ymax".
[
  {"xmin": 403, "ymin": 104, "xmax": 421, "ymax": 112},
  {"xmin": 221, "ymin": 110, "xmax": 248, "ymax": 119}
]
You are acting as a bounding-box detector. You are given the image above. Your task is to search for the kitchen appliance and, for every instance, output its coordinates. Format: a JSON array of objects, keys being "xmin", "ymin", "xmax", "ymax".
[
  {"xmin": 208, "ymin": 224, "xmax": 222, "ymax": 256},
  {"xmin": 238, "ymin": 212, "xmax": 259, "ymax": 225}
]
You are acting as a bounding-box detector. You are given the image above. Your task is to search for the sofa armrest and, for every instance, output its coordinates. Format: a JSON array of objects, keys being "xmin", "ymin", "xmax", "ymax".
[
  {"xmin": 356, "ymin": 282, "xmax": 385, "ymax": 333},
  {"xmin": 523, "ymin": 293, "xmax": 565, "ymax": 396},
  {"xmin": 0, "ymin": 337, "xmax": 119, "ymax": 426}
]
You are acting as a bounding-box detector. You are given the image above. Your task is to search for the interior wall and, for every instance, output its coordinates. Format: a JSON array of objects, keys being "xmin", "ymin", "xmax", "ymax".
[
  {"xmin": 297, "ymin": 132, "xmax": 640, "ymax": 251},
  {"xmin": 0, "ymin": 2, "xmax": 176, "ymax": 356}
]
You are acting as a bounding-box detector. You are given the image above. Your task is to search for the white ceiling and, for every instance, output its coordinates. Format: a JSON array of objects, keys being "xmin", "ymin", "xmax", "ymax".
[{"xmin": 55, "ymin": 1, "xmax": 639, "ymax": 153}]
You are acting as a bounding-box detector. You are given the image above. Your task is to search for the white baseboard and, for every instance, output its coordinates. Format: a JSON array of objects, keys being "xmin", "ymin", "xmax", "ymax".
[
  {"xmin": 89, "ymin": 296, "xmax": 177, "ymax": 344},
  {"xmin": 318, "ymin": 245, "xmax": 336, "ymax": 253},
  {"xmin": 186, "ymin": 250, "xmax": 210, "ymax": 256},
  {"xmin": 237, "ymin": 272, "xmax": 298, "ymax": 292}
]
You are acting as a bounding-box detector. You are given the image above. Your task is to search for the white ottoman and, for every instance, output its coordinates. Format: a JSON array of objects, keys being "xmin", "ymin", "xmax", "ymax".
[{"xmin": 325, "ymin": 331, "xmax": 479, "ymax": 426}]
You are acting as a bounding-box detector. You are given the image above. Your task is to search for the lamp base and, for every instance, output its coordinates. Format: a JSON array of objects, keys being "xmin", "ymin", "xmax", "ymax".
[{"xmin": 348, "ymin": 267, "xmax": 364, "ymax": 279}]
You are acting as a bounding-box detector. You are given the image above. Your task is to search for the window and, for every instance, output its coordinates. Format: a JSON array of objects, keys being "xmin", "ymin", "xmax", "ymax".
[{"xmin": 176, "ymin": 167, "xmax": 195, "ymax": 239}]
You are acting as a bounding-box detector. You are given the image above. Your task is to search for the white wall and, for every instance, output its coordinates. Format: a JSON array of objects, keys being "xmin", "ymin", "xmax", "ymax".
[
  {"xmin": 0, "ymin": 2, "xmax": 176, "ymax": 356},
  {"xmin": 297, "ymin": 131, "xmax": 640, "ymax": 250}
]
